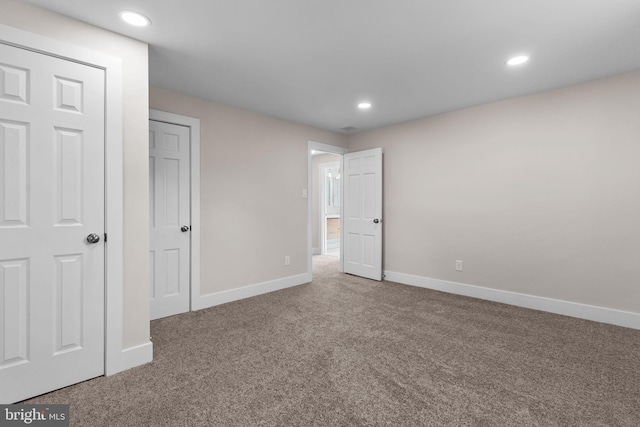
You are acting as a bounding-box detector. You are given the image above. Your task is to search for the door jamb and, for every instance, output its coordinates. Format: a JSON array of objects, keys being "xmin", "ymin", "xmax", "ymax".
[
  {"xmin": 0, "ymin": 24, "xmax": 125, "ymax": 376},
  {"xmin": 149, "ymin": 110, "xmax": 201, "ymax": 311},
  {"xmin": 307, "ymin": 141, "xmax": 347, "ymax": 280}
]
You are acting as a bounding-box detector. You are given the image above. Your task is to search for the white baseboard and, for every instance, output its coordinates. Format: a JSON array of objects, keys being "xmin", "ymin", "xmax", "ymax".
[
  {"xmin": 312, "ymin": 247, "xmax": 321, "ymax": 255},
  {"xmin": 384, "ymin": 271, "xmax": 640, "ymax": 330},
  {"xmin": 194, "ymin": 273, "xmax": 311, "ymax": 311},
  {"xmin": 108, "ymin": 341, "xmax": 153, "ymax": 375}
]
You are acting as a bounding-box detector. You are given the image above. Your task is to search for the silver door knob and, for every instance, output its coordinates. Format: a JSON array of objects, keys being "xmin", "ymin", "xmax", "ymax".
[
  {"xmin": 181, "ymin": 226, "xmax": 190, "ymax": 232},
  {"xmin": 373, "ymin": 219, "xmax": 380, "ymax": 224},
  {"xmin": 86, "ymin": 233, "xmax": 100, "ymax": 244}
]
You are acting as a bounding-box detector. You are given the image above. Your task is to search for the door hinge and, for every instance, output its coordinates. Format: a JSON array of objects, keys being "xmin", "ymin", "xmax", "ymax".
[{"xmin": 104, "ymin": 233, "xmax": 107, "ymax": 243}]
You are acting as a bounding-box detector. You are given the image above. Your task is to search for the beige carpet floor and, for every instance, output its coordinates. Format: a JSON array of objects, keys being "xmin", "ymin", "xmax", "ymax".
[{"xmin": 24, "ymin": 256, "xmax": 640, "ymax": 426}]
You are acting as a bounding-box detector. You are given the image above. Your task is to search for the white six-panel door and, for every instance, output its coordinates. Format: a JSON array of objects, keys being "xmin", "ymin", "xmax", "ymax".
[
  {"xmin": 0, "ymin": 43, "xmax": 105, "ymax": 403},
  {"xmin": 149, "ymin": 120, "xmax": 191, "ymax": 320},
  {"xmin": 343, "ymin": 148, "xmax": 383, "ymax": 281}
]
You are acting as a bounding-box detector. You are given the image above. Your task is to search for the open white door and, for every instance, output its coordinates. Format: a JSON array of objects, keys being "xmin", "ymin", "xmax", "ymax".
[
  {"xmin": 149, "ymin": 120, "xmax": 191, "ymax": 320},
  {"xmin": 0, "ymin": 42, "xmax": 105, "ymax": 403},
  {"xmin": 343, "ymin": 148, "xmax": 383, "ymax": 280}
]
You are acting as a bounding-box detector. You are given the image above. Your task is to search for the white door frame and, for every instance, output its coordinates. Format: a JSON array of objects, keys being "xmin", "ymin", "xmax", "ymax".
[
  {"xmin": 0, "ymin": 25, "xmax": 126, "ymax": 376},
  {"xmin": 149, "ymin": 110, "xmax": 201, "ymax": 311},
  {"xmin": 307, "ymin": 141, "xmax": 347, "ymax": 279}
]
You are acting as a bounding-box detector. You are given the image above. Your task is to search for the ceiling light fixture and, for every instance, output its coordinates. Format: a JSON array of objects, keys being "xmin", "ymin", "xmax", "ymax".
[
  {"xmin": 358, "ymin": 102, "xmax": 372, "ymax": 109},
  {"xmin": 506, "ymin": 55, "xmax": 529, "ymax": 66},
  {"xmin": 119, "ymin": 11, "xmax": 151, "ymax": 27}
]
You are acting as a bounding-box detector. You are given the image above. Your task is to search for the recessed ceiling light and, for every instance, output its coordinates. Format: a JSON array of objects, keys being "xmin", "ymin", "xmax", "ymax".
[
  {"xmin": 358, "ymin": 102, "xmax": 372, "ymax": 109},
  {"xmin": 119, "ymin": 11, "xmax": 151, "ymax": 27},
  {"xmin": 506, "ymin": 55, "xmax": 529, "ymax": 66}
]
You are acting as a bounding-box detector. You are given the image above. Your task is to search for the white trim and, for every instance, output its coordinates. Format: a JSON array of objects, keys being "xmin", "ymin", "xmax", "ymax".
[
  {"xmin": 103, "ymin": 46, "xmax": 125, "ymax": 377},
  {"xmin": 0, "ymin": 24, "xmax": 127, "ymax": 376},
  {"xmin": 312, "ymin": 247, "xmax": 321, "ymax": 256},
  {"xmin": 119, "ymin": 342, "xmax": 153, "ymax": 372},
  {"xmin": 149, "ymin": 110, "xmax": 201, "ymax": 312},
  {"xmin": 384, "ymin": 270, "xmax": 640, "ymax": 330},
  {"xmin": 307, "ymin": 141, "xmax": 347, "ymax": 279},
  {"xmin": 194, "ymin": 273, "xmax": 311, "ymax": 310}
]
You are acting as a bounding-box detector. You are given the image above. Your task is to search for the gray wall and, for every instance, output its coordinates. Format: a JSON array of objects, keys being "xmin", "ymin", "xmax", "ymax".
[{"xmin": 348, "ymin": 70, "xmax": 640, "ymax": 313}]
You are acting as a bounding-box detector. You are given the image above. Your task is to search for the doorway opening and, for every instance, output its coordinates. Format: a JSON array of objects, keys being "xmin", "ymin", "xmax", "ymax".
[
  {"xmin": 307, "ymin": 142, "xmax": 384, "ymax": 282},
  {"xmin": 307, "ymin": 141, "xmax": 347, "ymax": 280},
  {"xmin": 318, "ymin": 160, "xmax": 341, "ymax": 257}
]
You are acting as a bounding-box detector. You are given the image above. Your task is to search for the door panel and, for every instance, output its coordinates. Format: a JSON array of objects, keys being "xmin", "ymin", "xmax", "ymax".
[
  {"xmin": 343, "ymin": 148, "xmax": 383, "ymax": 280},
  {"xmin": 54, "ymin": 254, "xmax": 84, "ymax": 354},
  {"xmin": 54, "ymin": 128, "xmax": 84, "ymax": 225},
  {"xmin": 0, "ymin": 120, "xmax": 28, "ymax": 227},
  {"xmin": 0, "ymin": 259, "xmax": 28, "ymax": 367},
  {"xmin": 149, "ymin": 120, "xmax": 190, "ymax": 320},
  {"xmin": 0, "ymin": 42, "xmax": 105, "ymax": 403}
]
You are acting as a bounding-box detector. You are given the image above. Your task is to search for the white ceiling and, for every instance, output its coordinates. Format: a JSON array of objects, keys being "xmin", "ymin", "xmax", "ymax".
[{"xmin": 24, "ymin": 0, "xmax": 640, "ymax": 133}]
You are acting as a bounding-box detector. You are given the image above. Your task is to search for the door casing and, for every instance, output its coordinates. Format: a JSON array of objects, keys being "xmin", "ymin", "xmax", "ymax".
[{"xmin": 149, "ymin": 109, "xmax": 201, "ymax": 311}]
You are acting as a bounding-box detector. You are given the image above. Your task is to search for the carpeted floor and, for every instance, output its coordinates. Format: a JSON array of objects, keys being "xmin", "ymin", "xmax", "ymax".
[{"xmin": 25, "ymin": 256, "xmax": 640, "ymax": 426}]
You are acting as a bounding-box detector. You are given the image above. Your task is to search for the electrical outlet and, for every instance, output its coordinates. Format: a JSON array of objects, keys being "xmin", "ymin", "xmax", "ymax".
[
  {"xmin": 302, "ymin": 189, "xmax": 308, "ymax": 199},
  {"xmin": 285, "ymin": 256, "xmax": 291, "ymax": 266},
  {"xmin": 455, "ymin": 260, "xmax": 463, "ymax": 272}
]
